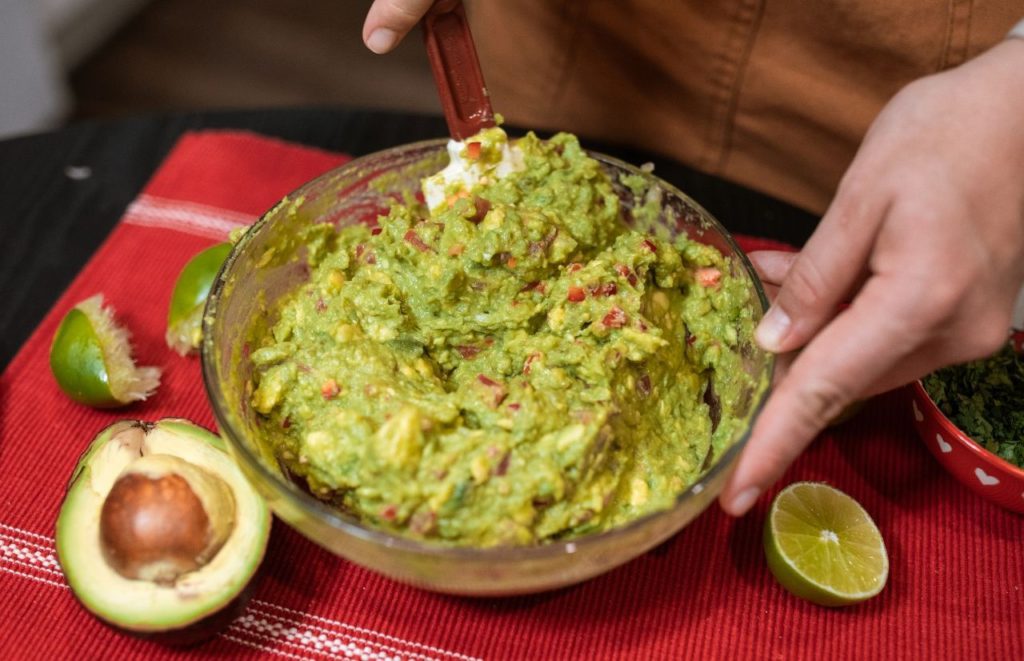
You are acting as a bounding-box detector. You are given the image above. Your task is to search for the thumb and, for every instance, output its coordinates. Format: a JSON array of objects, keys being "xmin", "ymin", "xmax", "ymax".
[{"xmin": 363, "ymin": 0, "xmax": 439, "ymax": 53}]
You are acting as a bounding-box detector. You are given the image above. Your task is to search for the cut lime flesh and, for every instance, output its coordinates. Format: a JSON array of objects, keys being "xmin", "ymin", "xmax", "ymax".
[
  {"xmin": 50, "ymin": 295, "xmax": 161, "ymax": 407},
  {"xmin": 764, "ymin": 482, "xmax": 888, "ymax": 607}
]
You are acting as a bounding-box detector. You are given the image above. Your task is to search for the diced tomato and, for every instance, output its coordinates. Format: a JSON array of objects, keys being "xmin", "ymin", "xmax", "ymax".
[
  {"xmin": 615, "ymin": 264, "xmax": 639, "ymax": 287},
  {"xmin": 696, "ymin": 267, "xmax": 722, "ymax": 288},
  {"xmin": 457, "ymin": 345, "xmax": 481, "ymax": 360},
  {"xmin": 380, "ymin": 504, "xmax": 398, "ymax": 521},
  {"xmin": 446, "ymin": 190, "xmax": 470, "ymax": 207},
  {"xmin": 567, "ymin": 262, "xmax": 583, "ymax": 273},
  {"xmin": 507, "ymin": 256, "xmax": 517, "ymax": 268},
  {"xmin": 465, "ymin": 141, "xmax": 482, "ymax": 160},
  {"xmin": 567, "ymin": 286, "xmax": 586, "ymax": 303},
  {"xmin": 602, "ymin": 306, "xmax": 627, "ymax": 328},
  {"xmin": 371, "ymin": 227, "xmax": 383, "ymax": 236},
  {"xmin": 321, "ymin": 379, "xmax": 339, "ymax": 400}
]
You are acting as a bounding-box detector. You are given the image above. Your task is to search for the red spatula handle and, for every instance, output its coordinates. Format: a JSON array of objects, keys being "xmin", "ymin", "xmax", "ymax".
[{"xmin": 423, "ymin": 1, "xmax": 496, "ymax": 140}]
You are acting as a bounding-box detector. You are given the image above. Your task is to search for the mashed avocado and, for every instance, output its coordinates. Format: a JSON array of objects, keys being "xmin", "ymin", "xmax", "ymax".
[{"xmin": 249, "ymin": 128, "xmax": 758, "ymax": 546}]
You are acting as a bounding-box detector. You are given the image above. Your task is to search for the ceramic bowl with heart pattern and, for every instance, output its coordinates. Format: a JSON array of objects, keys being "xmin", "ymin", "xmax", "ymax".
[{"xmin": 908, "ymin": 379, "xmax": 1024, "ymax": 514}]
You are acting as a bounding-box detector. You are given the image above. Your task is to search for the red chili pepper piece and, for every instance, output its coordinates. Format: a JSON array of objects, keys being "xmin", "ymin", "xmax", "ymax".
[
  {"xmin": 641, "ymin": 239, "xmax": 658, "ymax": 252},
  {"xmin": 476, "ymin": 374, "xmax": 508, "ymax": 407},
  {"xmin": 523, "ymin": 352, "xmax": 541, "ymax": 374},
  {"xmin": 404, "ymin": 229, "xmax": 434, "ymax": 253}
]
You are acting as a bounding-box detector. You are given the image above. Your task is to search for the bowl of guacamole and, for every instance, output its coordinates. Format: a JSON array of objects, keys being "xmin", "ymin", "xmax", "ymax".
[{"xmin": 201, "ymin": 128, "xmax": 773, "ymax": 595}]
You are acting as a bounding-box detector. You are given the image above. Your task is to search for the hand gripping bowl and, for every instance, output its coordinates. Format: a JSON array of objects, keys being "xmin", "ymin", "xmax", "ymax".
[{"xmin": 201, "ymin": 139, "xmax": 774, "ymax": 596}]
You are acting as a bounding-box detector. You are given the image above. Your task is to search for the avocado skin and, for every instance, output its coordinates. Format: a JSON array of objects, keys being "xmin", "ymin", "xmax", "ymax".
[{"xmin": 82, "ymin": 577, "xmax": 259, "ymax": 647}]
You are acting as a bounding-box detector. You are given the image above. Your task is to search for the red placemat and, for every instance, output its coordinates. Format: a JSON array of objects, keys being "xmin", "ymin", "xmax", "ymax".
[{"xmin": 2, "ymin": 130, "xmax": 1021, "ymax": 660}]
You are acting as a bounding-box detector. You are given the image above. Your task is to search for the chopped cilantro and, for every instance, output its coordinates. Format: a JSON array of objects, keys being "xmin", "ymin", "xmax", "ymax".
[{"xmin": 923, "ymin": 343, "xmax": 1024, "ymax": 468}]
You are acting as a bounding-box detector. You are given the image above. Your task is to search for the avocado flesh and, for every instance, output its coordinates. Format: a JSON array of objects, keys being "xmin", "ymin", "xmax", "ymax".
[{"xmin": 55, "ymin": 419, "xmax": 270, "ymax": 634}]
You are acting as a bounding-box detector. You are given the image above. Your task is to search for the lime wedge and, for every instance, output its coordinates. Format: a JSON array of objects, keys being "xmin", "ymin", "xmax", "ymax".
[
  {"xmin": 166, "ymin": 242, "xmax": 231, "ymax": 356},
  {"xmin": 50, "ymin": 295, "xmax": 161, "ymax": 408},
  {"xmin": 764, "ymin": 482, "xmax": 888, "ymax": 607}
]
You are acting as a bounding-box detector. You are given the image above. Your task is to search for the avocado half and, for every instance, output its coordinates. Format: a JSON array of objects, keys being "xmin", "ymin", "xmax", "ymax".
[{"xmin": 55, "ymin": 419, "xmax": 270, "ymax": 644}]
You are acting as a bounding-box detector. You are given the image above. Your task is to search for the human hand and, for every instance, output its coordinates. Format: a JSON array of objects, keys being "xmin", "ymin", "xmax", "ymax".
[
  {"xmin": 363, "ymin": 0, "xmax": 454, "ymax": 53},
  {"xmin": 719, "ymin": 38, "xmax": 1024, "ymax": 516}
]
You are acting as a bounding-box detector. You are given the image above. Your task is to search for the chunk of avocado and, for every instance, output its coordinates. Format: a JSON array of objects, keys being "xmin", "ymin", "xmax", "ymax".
[{"xmin": 55, "ymin": 419, "xmax": 270, "ymax": 644}]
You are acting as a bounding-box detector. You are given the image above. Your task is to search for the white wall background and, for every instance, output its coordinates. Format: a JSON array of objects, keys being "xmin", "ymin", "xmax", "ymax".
[{"xmin": 0, "ymin": 0, "xmax": 148, "ymax": 138}]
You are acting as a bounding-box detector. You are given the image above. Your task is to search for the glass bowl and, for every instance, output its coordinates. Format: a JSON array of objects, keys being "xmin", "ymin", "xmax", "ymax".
[{"xmin": 201, "ymin": 139, "xmax": 774, "ymax": 596}]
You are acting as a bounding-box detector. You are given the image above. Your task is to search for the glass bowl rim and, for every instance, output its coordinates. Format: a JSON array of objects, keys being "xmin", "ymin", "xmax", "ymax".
[{"xmin": 201, "ymin": 137, "xmax": 775, "ymax": 561}]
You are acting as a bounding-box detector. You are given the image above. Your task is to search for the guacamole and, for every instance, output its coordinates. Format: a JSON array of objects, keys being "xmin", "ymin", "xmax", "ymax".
[{"xmin": 249, "ymin": 128, "xmax": 759, "ymax": 546}]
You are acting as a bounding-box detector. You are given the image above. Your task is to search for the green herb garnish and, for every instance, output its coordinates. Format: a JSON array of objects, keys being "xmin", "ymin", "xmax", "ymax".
[{"xmin": 923, "ymin": 343, "xmax": 1024, "ymax": 468}]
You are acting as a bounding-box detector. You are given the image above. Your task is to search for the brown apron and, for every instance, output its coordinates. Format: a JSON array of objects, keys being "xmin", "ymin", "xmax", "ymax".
[{"xmin": 469, "ymin": 1, "xmax": 1021, "ymax": 215}]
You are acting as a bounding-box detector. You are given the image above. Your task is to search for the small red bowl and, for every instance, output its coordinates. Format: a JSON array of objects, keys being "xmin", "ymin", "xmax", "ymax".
[{"xmin": 908, "ymin": 379, "xmax": 1024, "ymax": 514}]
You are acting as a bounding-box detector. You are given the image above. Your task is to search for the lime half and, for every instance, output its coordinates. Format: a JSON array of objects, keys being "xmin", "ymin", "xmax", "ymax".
[
  {"xmin": 50, "ymin": 295, "xmax": 161, "ymax": 408},
  {"xmin": 764, "ymin": 482, "xmax": 888, "ymax": 607}
]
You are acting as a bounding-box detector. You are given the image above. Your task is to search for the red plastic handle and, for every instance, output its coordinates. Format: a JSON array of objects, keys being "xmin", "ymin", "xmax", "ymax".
[{"xmin": 422, "ymin": 1, "xmax": 496, "ymax": 140}]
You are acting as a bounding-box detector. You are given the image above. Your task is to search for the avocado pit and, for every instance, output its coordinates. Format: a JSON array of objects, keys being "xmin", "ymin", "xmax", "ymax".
[{"xmin": 99, "ymin": 454, "xmax": 236, "ymax": 585}]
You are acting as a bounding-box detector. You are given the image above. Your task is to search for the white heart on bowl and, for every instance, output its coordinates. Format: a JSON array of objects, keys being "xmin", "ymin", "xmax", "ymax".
[
  {"xmin": 936, "ymin": 433, "xmax": 952, "ymax": 454},
  {"xmin": 913, "ymin": 400, "xmax": 923, "ymax": 422},
  {"xmin": 975, "ymin": 468, "xmax": 1000, "ymax": 486}
]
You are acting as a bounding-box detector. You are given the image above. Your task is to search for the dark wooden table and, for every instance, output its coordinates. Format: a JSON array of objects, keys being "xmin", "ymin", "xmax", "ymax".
[{"xmin": 0, "ymin": 107, "xmax": 818, "ymax": 369}]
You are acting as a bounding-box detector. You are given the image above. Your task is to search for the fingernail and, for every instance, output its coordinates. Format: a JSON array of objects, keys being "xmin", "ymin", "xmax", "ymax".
[
  {"xmin": 367, "ymin": 28, "xmax": 398, "ymax": 54},
  {"xmin": 728, "ymin": 487, "xmax": 761, "ymax": 516},
  {"xmin": 755, "ymin": 305, "xmax": 790, "ymax": 352}
]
